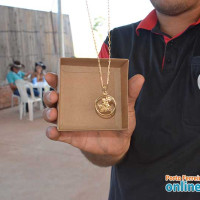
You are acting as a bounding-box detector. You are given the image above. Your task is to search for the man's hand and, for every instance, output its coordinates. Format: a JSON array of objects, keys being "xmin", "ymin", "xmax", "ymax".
[
  {"xmin": 9, "ymin": 83, "xmax": 17, "ymax": 91},
  {"xmin": 43, "ymin": 73, "xmax": 145, "ymax": 166}
]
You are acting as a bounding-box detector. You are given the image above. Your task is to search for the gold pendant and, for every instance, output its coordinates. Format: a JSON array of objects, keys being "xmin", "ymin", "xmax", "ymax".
[{"xmin": 95, "ymin": 93, "xmax": 116, "ymax": 119}]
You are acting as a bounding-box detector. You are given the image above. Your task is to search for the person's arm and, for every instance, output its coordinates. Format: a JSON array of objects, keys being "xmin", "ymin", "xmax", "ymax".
[
  {"xmin": 31, "ymin": 72, "xmax": 36, "ymax": 80},
  {"xmin": 20, "ymin": 71, "xmax": 31, "ymax": 78},
  {"xmin": 24, "ymin": 72, "xmax": 31, "ymax": 78},
  {"xmin": 37, "ymin": 74, "xmax": 44, "ymax": 82},
  {"xmin": 7, "ymin": 73, "xmax": 17, "ymax": 91},
  {"xmin": 9, "ymin": 83, "xmax": 17, "ymax": 91}
]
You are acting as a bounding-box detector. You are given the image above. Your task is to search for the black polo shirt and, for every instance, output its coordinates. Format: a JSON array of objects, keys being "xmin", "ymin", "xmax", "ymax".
[{"xmin": 99, "ymin": 10, "xmax": 200, "ymax": 200}]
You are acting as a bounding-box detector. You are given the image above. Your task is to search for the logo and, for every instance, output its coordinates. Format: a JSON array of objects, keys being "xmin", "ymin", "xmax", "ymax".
[{"xmin": 165, "ymin": 175, "xmax": 200, "ymax": 192}]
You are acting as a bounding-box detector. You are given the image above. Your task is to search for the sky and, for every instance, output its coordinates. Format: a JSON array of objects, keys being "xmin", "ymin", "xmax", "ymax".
[{"xmin": 0, "ymin": 0, "xmax": 154, "ymax": 57}]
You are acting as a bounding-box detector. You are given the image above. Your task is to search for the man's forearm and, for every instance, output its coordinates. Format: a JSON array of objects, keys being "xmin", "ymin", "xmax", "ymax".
[
  {"xmin": 24, "ymin": 72, "xmax": 31, "ymax": 77},
  {"xmin": 81, "ymin": 150, "xmax": 127, "ymax": 167},
  {"xmin": 10, "ymin": 83, "xmax": 17, "ymax": 91}
]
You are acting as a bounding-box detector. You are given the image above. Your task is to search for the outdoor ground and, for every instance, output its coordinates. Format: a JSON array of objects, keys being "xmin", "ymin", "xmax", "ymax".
[{"xmin": 0, "ymin": 106, "xmax": 110, "ymax": 200}]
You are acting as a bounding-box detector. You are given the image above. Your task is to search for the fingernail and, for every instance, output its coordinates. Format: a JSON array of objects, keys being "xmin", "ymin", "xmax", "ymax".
[
  {"xmin": 47, "ymin": 109, "xmax": 51, "ymax": 119},
  {"xmin": 46, "ymin": 127, "xmax": 52, "ymax": 138},
  {"xmin": 47, "ymin": 92, "xmax": 51, "ymax": 102}
]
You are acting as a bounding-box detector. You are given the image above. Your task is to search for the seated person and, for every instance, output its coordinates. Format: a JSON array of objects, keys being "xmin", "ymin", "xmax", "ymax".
[
  {"xmin": 31, "ymin": 62, "xmax": 46, "ymax": 83},
  {"xmin": 38, "ymin": 61, "xmax": 47, "ymax": 75},
  {"xmin": 6, "ymin": 61, "xmax": 39, "ymax": 97}
]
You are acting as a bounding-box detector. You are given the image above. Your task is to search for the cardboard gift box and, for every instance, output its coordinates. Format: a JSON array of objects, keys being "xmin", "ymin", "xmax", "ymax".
[{"xmin": 58, "ymin": 58, "xmax": 129, "ymax": 131}]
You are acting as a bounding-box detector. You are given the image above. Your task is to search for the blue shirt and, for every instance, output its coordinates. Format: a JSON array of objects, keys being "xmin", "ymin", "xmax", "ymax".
[{"xmin": 6, "ymin": 71, "xmax": 25, "ymax": 85}]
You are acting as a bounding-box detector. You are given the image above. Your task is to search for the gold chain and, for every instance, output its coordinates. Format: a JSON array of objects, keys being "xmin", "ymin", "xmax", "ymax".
[{"xmin": 85, "ymin": 0, "xmax": 111, "ymax": 93}]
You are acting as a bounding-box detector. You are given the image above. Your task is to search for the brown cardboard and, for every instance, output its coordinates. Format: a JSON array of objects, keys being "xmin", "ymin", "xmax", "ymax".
[{"xmin": 58, "ymin": 58, "xmax": 129, "ymax": 131}]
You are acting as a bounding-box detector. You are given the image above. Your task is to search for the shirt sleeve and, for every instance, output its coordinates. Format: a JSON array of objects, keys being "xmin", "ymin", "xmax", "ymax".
[
  {"xmin": 99, "ymin": 42, "xmax": 109, "ymax": 58},
  {"xmin": 19, "ymin": 71, "xmax": 25, "ymax": 78},
  {"xmin": 6, "ymin": 73, "xmax": 14, "ymax": 84}
]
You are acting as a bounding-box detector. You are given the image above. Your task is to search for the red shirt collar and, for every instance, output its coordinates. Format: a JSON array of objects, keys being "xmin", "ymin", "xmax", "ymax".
[
  {"xmin": 136, "ymin": 10, "xmax": 157, "ymax": 35},
  {"xmin": 136, "ymin": 9, "xmax": 200, "ymax": 36}
]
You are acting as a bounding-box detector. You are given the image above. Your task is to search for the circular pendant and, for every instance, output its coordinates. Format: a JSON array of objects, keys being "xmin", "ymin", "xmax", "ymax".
[{"xmin": 95, "ymin": 94, "xmax": 116, "ymax": 119}]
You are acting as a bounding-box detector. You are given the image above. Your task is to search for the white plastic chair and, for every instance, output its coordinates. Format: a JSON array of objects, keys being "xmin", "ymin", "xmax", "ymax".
[
  {"xmin": 5, "ymin": 78, "xmax": 20, "ymax": 107},
  {"xmin": 11, "ymin": 93, "xmax": 20, "ymax": 107},
  {"xmin": 15, "ymin": 79, "xmax": 42, "ymax": 121}
]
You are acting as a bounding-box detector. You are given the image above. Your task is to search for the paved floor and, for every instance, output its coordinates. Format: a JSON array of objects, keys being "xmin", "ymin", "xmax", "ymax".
[{"xmin": 0, "ymin": 107, "xmax": 110, "ymax": 200}]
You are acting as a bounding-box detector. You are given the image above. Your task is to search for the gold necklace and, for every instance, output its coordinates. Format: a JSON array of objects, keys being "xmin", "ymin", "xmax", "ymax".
[{"xmin": 86, "ymin": 0, "xmax": 116, "ymax": 119}]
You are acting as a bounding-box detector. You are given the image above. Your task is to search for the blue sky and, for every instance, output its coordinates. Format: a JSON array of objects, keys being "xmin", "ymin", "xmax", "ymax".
[{"xmin": 0, "ymin": 0, "xmax": 154, "ymax": 57}]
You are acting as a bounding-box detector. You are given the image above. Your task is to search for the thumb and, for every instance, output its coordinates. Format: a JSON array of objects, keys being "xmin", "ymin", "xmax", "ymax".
[{"xmin": 128, "ymin": 74, "xmax": 145, "ymax": 111}]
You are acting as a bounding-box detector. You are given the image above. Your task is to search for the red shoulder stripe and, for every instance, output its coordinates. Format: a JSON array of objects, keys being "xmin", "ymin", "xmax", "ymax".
[{"xmin": 99, "ymin": 42, "xmax": 109, "ymax": 58}]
